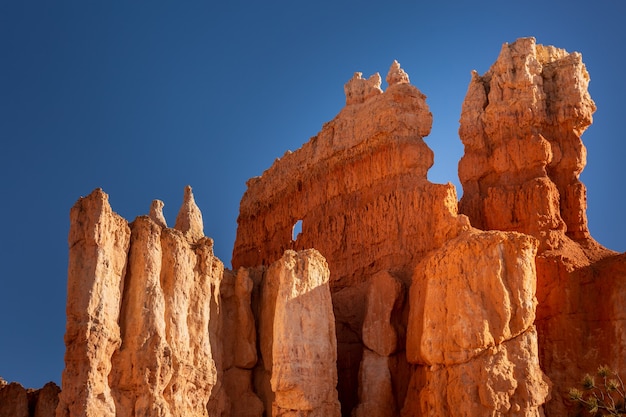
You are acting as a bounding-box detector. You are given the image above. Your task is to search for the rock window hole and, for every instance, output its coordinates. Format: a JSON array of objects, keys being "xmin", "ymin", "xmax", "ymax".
[{"xmin": 292, "ymin": 219, "xmax": 303, "ymax": 242}]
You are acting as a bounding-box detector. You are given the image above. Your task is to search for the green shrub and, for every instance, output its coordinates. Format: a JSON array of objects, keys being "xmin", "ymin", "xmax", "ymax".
[{"xmin": 569, "ymin": 366, "xmax": 626, "ymax": 416}]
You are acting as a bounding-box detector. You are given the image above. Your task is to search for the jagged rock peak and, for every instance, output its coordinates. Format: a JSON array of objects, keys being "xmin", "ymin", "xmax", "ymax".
[
  {"xmin": 174, "ymin": 185, "xmax": 204, "ymax": 242},
  {"xmin": 458, "ymin": 36, "xmax": 597, "ymax": 248},
  {"xmin": 149, "ymin": 199, "xmax": 167, "ymax": 228},
  {"xmin": 386, "ymin": 60, "xmax": 410, "ymax": 86},
  {"xmin": 344, "ymin": 71, "xmax": 383, "ymax": 105}
]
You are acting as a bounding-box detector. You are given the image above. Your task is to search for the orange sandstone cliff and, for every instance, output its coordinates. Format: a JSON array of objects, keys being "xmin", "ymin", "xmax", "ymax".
[
  {"xmin": 458, "ymin": 37, "xmax": 626, "ymax": 416},
  {"xmin": 2, "ymin": 37, "xmax": 624, "ymax": 417}
]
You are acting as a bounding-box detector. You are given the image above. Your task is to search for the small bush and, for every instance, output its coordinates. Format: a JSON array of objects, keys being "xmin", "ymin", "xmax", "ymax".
[{"xmin": 568, "ymin": 365, "xmax": 626, "ymax": 416}]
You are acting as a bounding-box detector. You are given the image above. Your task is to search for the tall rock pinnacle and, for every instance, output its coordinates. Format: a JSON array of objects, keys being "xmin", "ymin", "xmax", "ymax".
[{"xmin": 174, "ymin": 185, "xmax": 204, "ymax": 242}]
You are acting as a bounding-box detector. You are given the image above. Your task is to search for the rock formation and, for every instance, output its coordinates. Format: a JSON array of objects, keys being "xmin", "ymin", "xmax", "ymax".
[
  {"xmin": 56, "ymin": 187, "xmax": 222, "ymax": 417},
  {"xmin": 263, "ymin": 250, "xmax": 340, "ymax": 417},
  {"xmin": 405, "ymin": 230, "xmax": 550, "ymax": 416},
  {"xmin": 57, "ymin": 188, "xmax": 131, "ymax": 417},
  {"xmin": 4, "ymin": 37, "xmax": 621, "ymax": 417},
  {"xmin": 232, "ymin": 60, "xmax": 470, "ymax": 413},
  {"xmin": 458, "ymin": 37, "xmax": 625, "ymax": 416},
  {"xmin": 0, "ymin": 380, "xmax": 60, "ymax": 417}
]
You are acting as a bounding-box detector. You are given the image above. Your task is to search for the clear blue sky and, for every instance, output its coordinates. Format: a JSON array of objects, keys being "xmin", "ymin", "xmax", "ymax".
[{"xmin": 1, "ymin": 1, "xmax": 624, "ymax": 388}]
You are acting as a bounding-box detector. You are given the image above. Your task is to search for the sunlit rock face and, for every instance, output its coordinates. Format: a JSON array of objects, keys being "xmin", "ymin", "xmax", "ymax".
[
  {"xmin": 458, "ymin": 36, "xmax": 596, "ymax": 250},
  {"xmin": 404, "ymin": 230, "xmax": 551, "ymax": 416},
  {"xmin": 232, "ymin": 61, "xmax": 469, "ymax": 285},
  {"xmin": 56, "ymin": 187, "xmax": 221, "ymax": 417},
  {"xmin": 57, "ymin": 188, "xmax": 131, "ymax": 417},
  {"xmin": 263, "ymin": 249, "xmax": 341, "ymax": 417},
  {"xmin": 23, "ymin": 37, "xmax": 624, "ymax": 417},
  {"xmin": 458, "ymin": 37, "xmax": 626, "ymax": 416},
  {"xmin": 231, "ymin": 60, "xmax": 471, "ymax": 414}
]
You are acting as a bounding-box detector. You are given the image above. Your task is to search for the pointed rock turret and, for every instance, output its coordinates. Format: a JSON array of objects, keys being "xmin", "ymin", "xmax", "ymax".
[
  {"xmin": 174, "ymin": 185, "xmax": 204, "ymax": 242},
  {"xmin": 148, "ymin": 199, "xmax": 167, "ymax": 228},
  {"xmin": 386, "ymin": 60, "xmax": 410, "ymax": 86}
]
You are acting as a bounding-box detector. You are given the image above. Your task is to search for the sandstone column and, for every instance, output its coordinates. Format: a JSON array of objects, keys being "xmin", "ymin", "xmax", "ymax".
[
  {"xmin": 56, "ymin": 189, "xmax": 131, "ymax": 417},
  {"xmin": 404, "ymin": 230, "xmax": 550, "ymax": 416},
  {"xmin": 353, "ymin": 270, "xmax": 404, "ymax": 417},
  {"xmin": 263, "ymin": 250, "xmax": 341, "ymax": 417},
  {"xmin": 58, "ymin": 187, "xmax": 221, "ymax": 417}
]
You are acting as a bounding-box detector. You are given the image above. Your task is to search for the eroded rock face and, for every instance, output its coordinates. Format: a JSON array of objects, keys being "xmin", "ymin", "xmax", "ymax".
[
  {"xmin": 232, "ymin": 61, "xmax": 470, "ymax": 414},
  {"xmin": 362, "ymin": 270, "xmax": 404, "ymax": 357},
  {"xmin": 232, "ymin": 61, "xmax": 466, "ymax": 285},
  {"xmin": 265, "ymin": 250, "xmax": 341, "ymax": 417},
  {"xmin": 407, "ymin": 230, "xmax": 539, "ymax": 366},
  {"xmin": 209, "ymin": 268, "xmax": 263, "ymax": 417},
  {"xmin": 57, "ymin": 187, "xmax": 221, "ymax": 417},
  {"xmin": 404, "ymin": 229, "xmax": 550, "ymax": 416},
  {"xmin": 458, "ymin": 37, "xmax": 595, "ymax": 249},
  {"xmin": 0, "ymin": 382, "xmax": 29, "ymax": 417},
  {"xmin": 404, "ymin": 329, "xmax": 550, "ymax": 417},
  {"xmin": 34, "ymin": 382, "xmax": 61, "ymax": 417},
  {"xmin": 458, "ymin": 37, "xmax": 626, "ymax": 416},
  {"xmin": 0, "ymin": 380, "xmax": 60, "ymax": 417},
  {"xmin": 34, "ymin": 37, "xmax": 624, "ymax": 417},
  {"xmin": 352, "ymin": 350, "xmax": 396, "ymax": 417},
  {"xmin": 57, "ymin": 188, "xmax": 131, "ymax": 417}
]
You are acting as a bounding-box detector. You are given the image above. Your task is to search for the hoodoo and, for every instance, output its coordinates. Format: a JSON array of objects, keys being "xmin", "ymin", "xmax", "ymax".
[{"xmin": 1, "ymin": 37, "xmax": 622, "ymax": 417}]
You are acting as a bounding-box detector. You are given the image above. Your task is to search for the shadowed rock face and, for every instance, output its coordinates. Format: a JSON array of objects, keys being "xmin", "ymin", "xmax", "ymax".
[{"xmin": 29, "ymin": 37, "xmax": 624, "ymax": 417}]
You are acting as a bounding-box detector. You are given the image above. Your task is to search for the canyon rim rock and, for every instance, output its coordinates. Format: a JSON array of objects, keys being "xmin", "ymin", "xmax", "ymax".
[
  {"xmin": 458, "ymin": 37, "xmax": 625, "ymax": 416},
  {"xmin": 21, "ymin": 37, "xmax": 623, "ymax": 417}
]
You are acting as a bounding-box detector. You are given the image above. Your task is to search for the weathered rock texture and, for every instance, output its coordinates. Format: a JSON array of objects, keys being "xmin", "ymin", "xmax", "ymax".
[
  {"xmin": 232, "ymin": 61, "xmax": 471, "ymax": 413},
  {"xmin": 458, "ymin": 37, "xmax": 625, "ymax": 416},
  {"xmin": 459, "ymin": 37, "xmax": 596, "ymax": 250},
  {"xmin": 405, "ymin": 230, "xmax": 550, "ymax": 416},
  {"xmin": 21, "ymin": 37, "xmax": 623, "ymax": 417},
  {"xmin": 232, "ymin": 61, "xmax": 469, "ymax": 285},
  {"xmin": 263, "ymin": 250, "xmax": 341, "ymax": 417},
  {"xmin": 208, "ymin": 268, "xmax": 263, "ymax": 417},
  {"xmin": 57, "ymin": 187, "xmax": 222, "ymax": 417}
]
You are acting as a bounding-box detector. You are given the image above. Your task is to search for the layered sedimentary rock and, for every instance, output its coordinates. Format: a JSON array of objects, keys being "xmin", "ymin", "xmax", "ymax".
[
  {"xmin": 232, "ymin": 61, "xmax": 470, "ymax": 413},
  {"xmin": 232, "ymin": 60, "xmax": 468, "ymax": 285},
  {"xmin": 458, "ymin": 37, "xmax": 625, "ymax": 415},
  {"xmin": 458, "ymin": 37, "xmax": 596, "ymax": 249},
  {"xmin": 26, "ymin": 37, "xmax": 624, "ymax": 417},
  {"xmin": 57, "ymin": 187, "xmax": 221, "ymax": 417}
]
